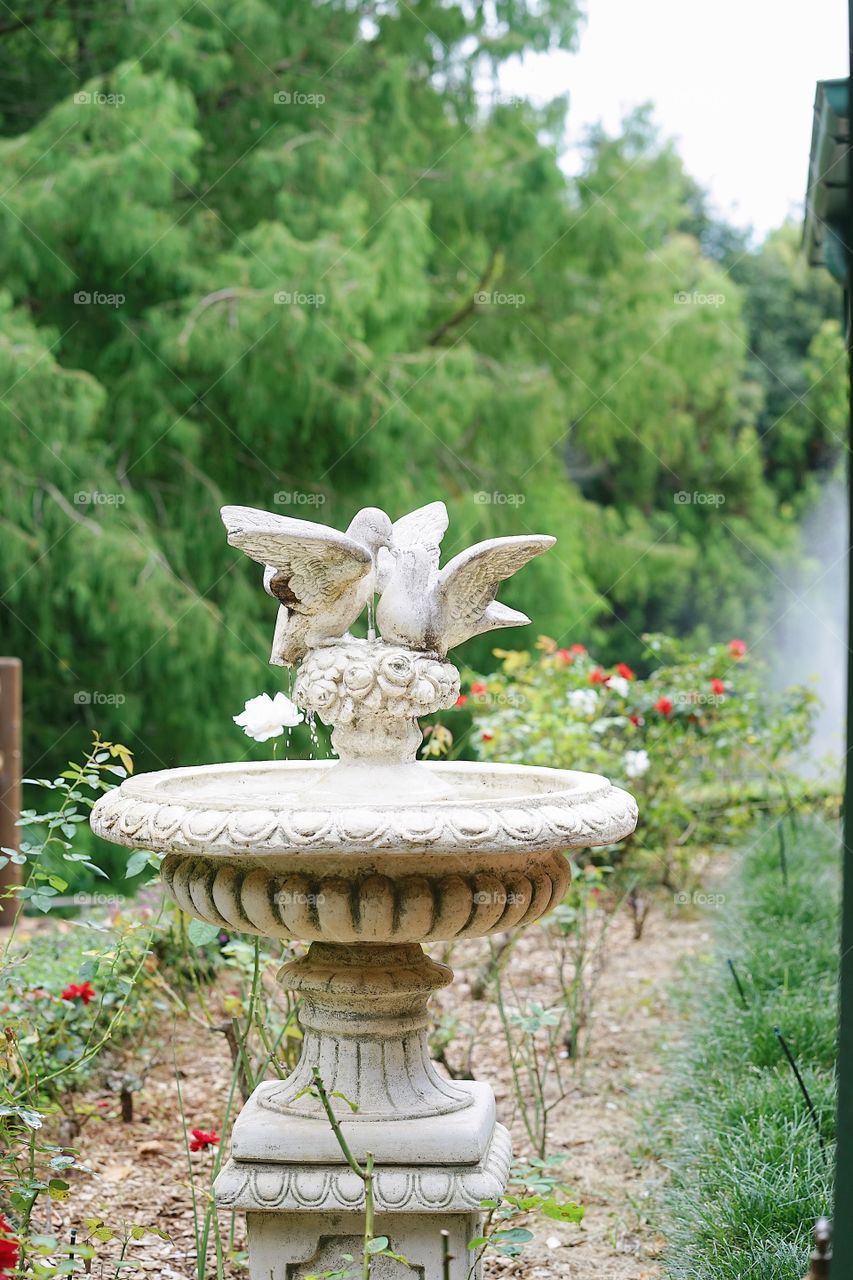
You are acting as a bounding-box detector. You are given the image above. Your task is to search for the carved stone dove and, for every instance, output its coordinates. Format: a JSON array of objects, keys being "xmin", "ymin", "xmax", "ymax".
[
  {"xmin": 376, "ymin": 534, "xmax": 555, "ymax": 657},
  {"xmin": 221, "ymin": 504, "xmax": 392, "ymax": 665},
  {"xmin": 376, "ymin": 500, "xmax": 449, "ymax": 592}
]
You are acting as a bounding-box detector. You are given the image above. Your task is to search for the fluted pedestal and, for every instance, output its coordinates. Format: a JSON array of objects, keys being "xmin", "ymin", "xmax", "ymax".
[{"xmin": 215, "ymin": 943, "xmax": 510, "ymax": 1278}]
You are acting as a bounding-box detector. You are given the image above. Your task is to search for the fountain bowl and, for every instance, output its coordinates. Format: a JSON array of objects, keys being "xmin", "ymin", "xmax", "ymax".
[{"xmin": 90, "ymin": 759, "xmax": 637, "ymax": 943}]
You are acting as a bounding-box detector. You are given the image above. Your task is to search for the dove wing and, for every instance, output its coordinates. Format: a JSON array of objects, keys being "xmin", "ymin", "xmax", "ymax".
[
  {"xmin": 221, "ymin": 505, "xmax": 372, "ymax": 614},
  {"xmin": 392, "ymin": 501, "xmax": 448, "ymax": 555},
  {"xmin": 435, "ymin": 535, "xmax": 555, "ymax": 650},
  {"xmin": 377, "ymin": 501, "xmax": 449, "ymax": 591}
]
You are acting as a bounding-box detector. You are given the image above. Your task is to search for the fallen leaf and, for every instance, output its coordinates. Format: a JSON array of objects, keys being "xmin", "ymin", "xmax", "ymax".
[{"xmin": 136, "ymin": 1141, "xmax": 165, "ymax": 1157}]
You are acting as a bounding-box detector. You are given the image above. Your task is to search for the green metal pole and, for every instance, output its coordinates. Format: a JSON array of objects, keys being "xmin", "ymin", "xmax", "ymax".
[{"xmin": 832, "ymin": 2, "xmax": 853, "ymax": 1264}]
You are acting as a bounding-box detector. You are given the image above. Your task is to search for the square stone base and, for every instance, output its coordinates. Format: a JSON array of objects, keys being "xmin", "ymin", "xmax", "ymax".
[
  {"xmin": 216, "ymin": 1122, "xmax": 511, "ymax": 1279},
  {"xmin": 247, "ymin": 1210, "xmax": 482, "ymax": 1278}
]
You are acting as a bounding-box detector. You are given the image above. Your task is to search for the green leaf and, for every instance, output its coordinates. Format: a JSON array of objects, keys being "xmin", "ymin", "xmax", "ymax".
[
  {"xmin": 330, "ymin": 1090, "xmax": 359, "ymax": 1113},
  {"xmin": 366, "ymin": 1237, "xmax": 389, "ymax": 1253},
  {"xmin": 542, "ymin": 1198, "xmax": 584, "ymax": 1223},
  {"xmin": 491, "ymin": 1228, "xmax": 534, "ymax": 1244},
  {"xmin": 125, "ymin": 849, "xmax": 152, "ymax": 879},
  {"xmin": 188, "ymin": 919, "xmax": 221, "ymax": 946}
]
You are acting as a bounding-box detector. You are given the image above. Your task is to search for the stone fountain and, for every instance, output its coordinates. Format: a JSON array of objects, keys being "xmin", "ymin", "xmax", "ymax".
[{"xmin": 91, "ymin": 500, "xmax": 638, "ymax": 1278}]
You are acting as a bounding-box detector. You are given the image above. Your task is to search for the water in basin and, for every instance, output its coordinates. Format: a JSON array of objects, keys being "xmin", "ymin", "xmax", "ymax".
[{"xmin": 139, "ymin": 759, "xmax": 602, "ymax": 811}]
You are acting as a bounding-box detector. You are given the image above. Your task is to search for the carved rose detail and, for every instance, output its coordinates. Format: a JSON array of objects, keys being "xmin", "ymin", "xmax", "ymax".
[{"xmin": 294, "ymin": 639, "xmax": 459, "ymax": 727}]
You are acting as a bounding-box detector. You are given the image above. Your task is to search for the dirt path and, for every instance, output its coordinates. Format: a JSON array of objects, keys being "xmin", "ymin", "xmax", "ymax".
[
  {"xmin": 43, "ymin": 902, "xmax": 711, "ymax": 1277},
  {"xmin": 454, "ymin": 906, "xmax": 713, "ymax": 1279}
]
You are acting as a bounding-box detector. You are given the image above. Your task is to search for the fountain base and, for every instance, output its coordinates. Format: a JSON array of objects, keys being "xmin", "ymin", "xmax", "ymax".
[{"xmin": 214, "ymin": 941, "xmax": 511, "ymax": 1277}]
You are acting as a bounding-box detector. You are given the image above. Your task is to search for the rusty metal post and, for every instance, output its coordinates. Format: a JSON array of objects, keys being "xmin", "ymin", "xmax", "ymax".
[{"xmin": 0, "ymin": 657, "xmax": 22, "ymax": 927}]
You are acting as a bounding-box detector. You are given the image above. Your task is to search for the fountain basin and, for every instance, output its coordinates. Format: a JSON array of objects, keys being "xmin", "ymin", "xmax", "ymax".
[
  {"xmin": 90, "ymin": 758, "xmax": 637, "ymax": 855},
  {"xmin": 90, "ymin": 759, "xmax": 637, "ymax": 942}
]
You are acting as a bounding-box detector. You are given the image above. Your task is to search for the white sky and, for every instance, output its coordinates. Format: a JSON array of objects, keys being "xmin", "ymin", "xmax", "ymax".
[{"xmin": 497, "ymin": 0, "xmax": 848, "ymax": 239}]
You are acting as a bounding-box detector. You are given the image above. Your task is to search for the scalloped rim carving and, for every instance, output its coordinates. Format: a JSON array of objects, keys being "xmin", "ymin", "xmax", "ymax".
[{"xmin": 90, "ymin": 761, "xmax": 638, "ymax": 857}]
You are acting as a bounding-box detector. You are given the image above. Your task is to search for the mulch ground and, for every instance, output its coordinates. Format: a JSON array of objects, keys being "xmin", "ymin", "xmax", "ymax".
[{"xmin": 22, "ymin": 898, "xmax": 713, "ymax": 1278}]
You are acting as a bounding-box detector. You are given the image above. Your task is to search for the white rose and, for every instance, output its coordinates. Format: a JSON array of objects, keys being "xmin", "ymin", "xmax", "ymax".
[
  {"xmin": 568, "ymin": 688, "xmax": 598, "ymax": 716},
  {"xmin": 233, "ymin": 692, "xmax": 303, "ymax": 742},
  {"xmin": 608, "ymin": 675, "xmax": 630, "ymax": 698},
  {"xmin": 623, "ymin": 748, "xmax": 650, "ymax": 779}
]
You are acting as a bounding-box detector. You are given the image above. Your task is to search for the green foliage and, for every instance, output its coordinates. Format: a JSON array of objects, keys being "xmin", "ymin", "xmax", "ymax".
[
  {"xmin": 452, "ymin": 634, "xmax": 820, "ymax": 885},
  {"xmin": 726, "ymin": 224, "xmax": 846, "ymax": 503},
  {"xmin": 1, "ymin": 925, "xmax": 155, "ymax": 1099},
  {"xmin": 0, "ymin": 736, "xmax": 168, "ymax": 1275},
  {"xmin": 655, "ymin": 820, "xmax": 838, "ymax": 1280},
  {"xmin": 0, "ymin": 734, "xmax": 306, "ymax": 1276},
  {"xmin": 0, "ymin": 0, "xmax": 843, "ymax": 775},
  {"xmin": 470, "ymin": 1157, "xmax": 583, "ymax": 1268}
]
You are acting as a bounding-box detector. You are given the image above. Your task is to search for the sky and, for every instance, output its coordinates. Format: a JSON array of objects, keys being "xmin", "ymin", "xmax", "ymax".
[{"xmin": 497, "ymin": 0, "xmax": 848, "ymax": 239}]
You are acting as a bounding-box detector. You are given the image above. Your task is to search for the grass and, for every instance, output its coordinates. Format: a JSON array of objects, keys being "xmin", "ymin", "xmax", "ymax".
[{"xmin": 655, "ymin": 817, "xmax": 838, "ymax": 1280}]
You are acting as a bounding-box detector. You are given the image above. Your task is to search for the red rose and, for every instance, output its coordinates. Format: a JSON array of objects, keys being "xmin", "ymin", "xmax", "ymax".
[
  {"xmin": 470, "ymin": 681, "xmax": 488, "ymax": 695},
  {"xmin": 655, "ymin": 696, "xmax": 673, "ymax": 716},
  {"xmin": 555, "ymin": 649, "xmax": 573, "ymax": 665},
  {"xmin": 728, "ymin": 639, "xmax": 747, "ymax": 659},
  {"xmin": 615, "ymin": 662, "xmax": 635, "ymax": 681},
  {"xmin": 189, "ymin": 1128, "xmax": 219, "ymax": 1152},
  {"xmin": 454, "ymin": 694, "xmax": 468, "ymax": 707},
  {"xmin": 629, "ymin": 713, "xmax": 643, "ymax": 726},
  {"xmin": 0, "ymin": 1215, "xmax": 19, "ymax": 1276},
  {"xmin": 710, "ymin": 678, "xmax": 725, "ymax": 695},
  {"xmin": 62, "ymin": 981, "xmax": 96, "ymax": 1005},
  {"xmin": 482, "ymin": 732, "xmax": 493, "ymax": 742},
  {"xmin": 589, "ymin": 667, "xmax": 608, "ymax": 685},
  {"xmin": 569, "ymin": 644, "xmax": 587, "ymax": 655}
]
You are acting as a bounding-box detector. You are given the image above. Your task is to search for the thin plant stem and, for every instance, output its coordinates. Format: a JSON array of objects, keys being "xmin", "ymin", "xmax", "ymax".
[{"xmin": 362, "ymin": 1151, "xmax": 375, "ymax": 1280}]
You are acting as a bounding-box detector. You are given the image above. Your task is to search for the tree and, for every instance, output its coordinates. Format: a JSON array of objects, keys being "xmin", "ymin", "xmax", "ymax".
[{"xmin": 0, "ymin": 1, "xmax": 842, "ymax": 773}]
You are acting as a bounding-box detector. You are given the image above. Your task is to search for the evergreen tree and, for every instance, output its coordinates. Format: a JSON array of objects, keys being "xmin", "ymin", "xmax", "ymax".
[{"xmin": 0, "ymin": 0, "xmax": 844, "ymax": 772}]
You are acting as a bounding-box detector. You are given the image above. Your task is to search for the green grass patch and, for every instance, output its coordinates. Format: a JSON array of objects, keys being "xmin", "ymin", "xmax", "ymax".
[{"xmin": 657, "ymin": 818, "xmax": 838, "ymax": 1279}]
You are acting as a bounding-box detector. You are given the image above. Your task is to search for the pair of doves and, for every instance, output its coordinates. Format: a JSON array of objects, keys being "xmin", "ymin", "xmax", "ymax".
[{"xmin": 220, "ymin": 501, "xmax": 555, "ymax": 665}]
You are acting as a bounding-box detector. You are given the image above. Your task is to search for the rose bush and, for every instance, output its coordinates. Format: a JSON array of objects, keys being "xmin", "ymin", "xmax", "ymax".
[{"xmin": 443, "ymin": 634, "xmax": 825, "ymax": 886}]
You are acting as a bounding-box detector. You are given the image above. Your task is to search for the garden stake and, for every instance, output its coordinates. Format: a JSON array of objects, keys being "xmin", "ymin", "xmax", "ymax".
[
  {"xmin": 726, "ymin": 959, "xmax": 749, "ymax": 1008},
  {"xmin": 777, "ymin": 820, "xmax": 789, "ymax": 888},
  {"xmin": 802, "ymin": 1217, "xmax": 832, "ymax": 1278},
  {"xmin": 441, "ymin": 1229, "xmax": 453, "ymax": 1279},
  {"xmin": 774, "ymin": 1027, "xmax": 826, "ymax": 1160}
]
